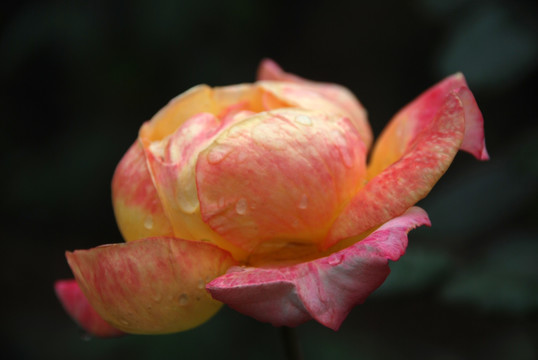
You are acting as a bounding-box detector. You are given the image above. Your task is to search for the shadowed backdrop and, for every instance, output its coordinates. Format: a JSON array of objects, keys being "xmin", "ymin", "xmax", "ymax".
[{"xmin": 1, "ymin": 0, "xmax": 537, "ymax": 359}]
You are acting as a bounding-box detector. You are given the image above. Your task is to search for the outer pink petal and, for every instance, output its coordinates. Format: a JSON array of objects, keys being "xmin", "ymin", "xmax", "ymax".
[
  {"xmin": 55, "ymin": 279, "xmax": 124, "ymax": 337},
  {"xmin": 257, "ymin": 59, "xmax": 373, "ymax": 149},
  {"xmin": 325, "ymin": 91, "xmax": 466, "ymax": 247},
  {"xmin": 368, "ymin": 73, "xmax": 488, "ymax": 179},
  {"xmin": 66, "ymin": 237, "xmax": 237, "ymax": 334},
  {"xmin": 207, "ymin": 207, "xmax": 430, "ymax": 330},
  {"xmin": 257, "ymin": 58, "xmax": 306, "ymax": 83}
]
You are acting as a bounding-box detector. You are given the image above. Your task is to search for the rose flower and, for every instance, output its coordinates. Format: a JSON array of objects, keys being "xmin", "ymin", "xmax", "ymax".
[{"xmin": 55, "ymin": 60, "xmax": 488, "ymax": 336}]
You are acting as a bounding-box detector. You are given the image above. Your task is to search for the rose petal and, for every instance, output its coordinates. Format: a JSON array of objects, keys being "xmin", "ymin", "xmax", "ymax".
[
  {"xmin": 66, "ymin": 237, "xmax": 237, "ymax": 334},
  {"xmin": 207, "ymin": 207, "xmax": 430, "ymax": 330},
  {"xmin": 139, "ymin": 85, "xmax": 216, "ymax": 143},
  {"xmin": 257, "ymin": 59, "xmax": 372, "ymax": 149},
  {"xmin": 144, "ymin": 111, "xmax": 248, "ymax": 260},
  {"xmin": 325, "ymin": 91, "xmax": 465, "ymax": 247},
  {"xmin": 55, "ymin": 279, "xmax": 124, "ymax": 337},
  {"xmin": 112, "ymin": 140, "xmax": 174, "ymax": 242},
  {"xmin": 196, "ymin": 108, "xmax": 367, "ymax": 258},
  {"xmin": 368, "ymin": 73, "xmax": 488, "ymax": 179},
  {"xmin": 257, "ymin": 58, "xmax": 307, "ymax": 83}
]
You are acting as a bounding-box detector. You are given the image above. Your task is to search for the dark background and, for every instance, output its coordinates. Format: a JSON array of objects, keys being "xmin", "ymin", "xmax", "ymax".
[{"xmin": 2, "ymin": 0, "xmax": 537, "ymax": 359}]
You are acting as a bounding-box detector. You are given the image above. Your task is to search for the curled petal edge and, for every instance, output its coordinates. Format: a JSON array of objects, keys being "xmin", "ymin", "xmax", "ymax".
[
  {"xmin": 325, "ymin": 90, "xmax": 466, "ymax": 246},
  {"xmin": 368, "ymin": 73, "xmax": 488, "ymax": 179},
  {"xmin": 55, "ymin": 279, "xmax": 124, "ymax": 338},
  {"xmin": 207, "ymin": 207, "xmax": 430, "ymax": 330}
]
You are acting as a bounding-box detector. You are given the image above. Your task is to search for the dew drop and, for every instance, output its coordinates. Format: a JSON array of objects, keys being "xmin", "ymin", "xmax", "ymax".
[
  {"xmin": 119, "ymin": 318, "xmax": 130, "ymax": 326},
  {"xmin": 328, "ymin": 253, "xmax": 343, "ymax": 266},
  {"xmin": 207, "ymin": 145, "xmax": 232, "ymax": 164},
  {"xmin": 235, "ymin": 198, "xmax": 248, "ymax": 215},
  {"xmin": 298, "ymin": 193, "xmax": 308, "ymax": 210},
  {"xmin": 177, "ymin": 192, "xmax": 198, "ymax": 213},
  {"xmin": 143, "ymin": 215, "xmax": 154, "ymax": 230},
  {"xmin": 227, "ymin": 126, "xmax": 243, "ymax": 138},
  {"xmin": 197, "ymin": 279, "xmax": 205, "ymax": 289},
  {"xmin": 178, "ymin": 293, "xmax": 189, "ymax": 306},
  {"xmin": 295, "ymin": 114, "xmax": 312, "ymax": 126}
]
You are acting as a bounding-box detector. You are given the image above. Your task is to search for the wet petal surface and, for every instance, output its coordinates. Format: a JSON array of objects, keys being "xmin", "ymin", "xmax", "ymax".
[
  {"xmin": 208, "ymin": 207, "xmax": 430, "ymax": 330},
  {"xmin": 67, "ymin": 237, "xmax": 237, "ymax": 334},
  {"xmin": 112, "ymin": 141, "xmax": 174, "ymax": 242},
  {"xmin": 257, "ymin": 59, "xmax": 372, "ymax": 148},
  {"xmin": 196, "ymin": 108, "xmax": 367, "ymax": 259}
]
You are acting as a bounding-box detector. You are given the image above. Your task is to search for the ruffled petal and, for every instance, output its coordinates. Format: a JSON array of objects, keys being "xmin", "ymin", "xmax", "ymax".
[
  {"xmin": 66, "ymin": 237, "xmax": 237, "ymax": 334},
  {"xmin": 196, "ymin": 108, "xmax": 367, "ymax": 259},
  {"xmin": 257, "ymin": 59, "xmax": 372, "ymax": 149},
  {"xmin": 325, "ymin": 91, "xmax": 465, "ymax": 247},
  {"xmin": 112, "ymin": 140, "xmax": 174, "ymax": 242},
  {"xmin": 55, "ymin": 279, "xmax": 124, "ymax": 337},
  {"xmin": 207, "ymin": 207, "xmax": 430, "ymax": 330},
  {"xmin": 368, "ymin": 73, "xmax": 488, "ymax": 179}
]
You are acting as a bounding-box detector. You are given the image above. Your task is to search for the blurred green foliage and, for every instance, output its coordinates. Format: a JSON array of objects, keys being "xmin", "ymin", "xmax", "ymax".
[{"xmin": 1, "ymin": 0, "xmax": 536, "ymax": 359}]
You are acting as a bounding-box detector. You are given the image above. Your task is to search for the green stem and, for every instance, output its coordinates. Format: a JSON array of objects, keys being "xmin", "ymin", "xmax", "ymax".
[{"xmin": 280, "ymin": 326, "xmax": 303, "ymax": 360}]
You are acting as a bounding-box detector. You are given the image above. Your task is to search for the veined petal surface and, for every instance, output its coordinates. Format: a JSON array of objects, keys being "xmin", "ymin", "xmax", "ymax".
[
  {"xmin": 66, "ymin": 237, "xmax": 237, "ymax": 334},
  {"xmin": 207, "ymin": 207, "xmax": 430, "ymax": 330},
  {"xmin": 112, "ymin": 140, "xmax": 174, "ymax": 242},
  {"xmin": 368, "ymin": 73, "xmax": 488, "ymax": 179},
  {"xmin": 325, "ymin": 91, "xmax": 465, "ymax": 247},
  {"xmin": 196, "ymin": 108, "xmax": 367, "ymax": 258},
  {"xmin": 257, "ymin": 59, "xmax": 372, "ymax": 149}
]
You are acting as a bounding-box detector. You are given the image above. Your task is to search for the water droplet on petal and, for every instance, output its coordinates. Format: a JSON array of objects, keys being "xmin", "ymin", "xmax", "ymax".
[
  {"xmin": 328, "ymin": 253, "xmax": 343, "ymax": 266},
  {"xmin": 298, "ymin": 194, "xmax": 308, "ymax": 209},
  {"xmin": 207, "ymin": 145, "xmax": 232, "ymax": 164},
  {"xmin": 178, "ymin": 293, "xmax": 189, "ymax": 306},
  {"xmin": 295, "ymin": 114, "xmax": 312, "ymax": 126},
  {"xmin": 227, "ymin": 126, "xmax": 243, "ymax": 138},
  {"xmin": 143, "ymin": 215, "xmax": 154, "ymax": 230},
  {"xmin": 197, "ymin": 279, "xmax": 205, "ymax": 289},
  {"xmin": 235, "ymin": 198, "xmax": 248, "ymax": 215},
  {"xmin": 119, "ymin": 318, "xmax": 130, "ymax": 326}
]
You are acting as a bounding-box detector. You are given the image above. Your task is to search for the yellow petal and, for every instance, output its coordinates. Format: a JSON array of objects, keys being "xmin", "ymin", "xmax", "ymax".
[
  {"xmin": 66, "ymin": 237, "xmax": 237, "ymax": 334},
  {"xmin": 112, "ymin": 140, "xmax": 174, "ymax": 242}
]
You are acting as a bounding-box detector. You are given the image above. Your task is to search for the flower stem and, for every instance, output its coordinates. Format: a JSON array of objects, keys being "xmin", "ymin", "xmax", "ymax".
[{"xmin": 280, "ymin": 326, "xmax": 303, "ymax": 360}]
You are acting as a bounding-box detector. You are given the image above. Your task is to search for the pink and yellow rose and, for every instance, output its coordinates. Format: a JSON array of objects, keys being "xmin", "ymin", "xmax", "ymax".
[{"xmin": 55, "ymin": 60, "xmax": 488, "ymax": 336}]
